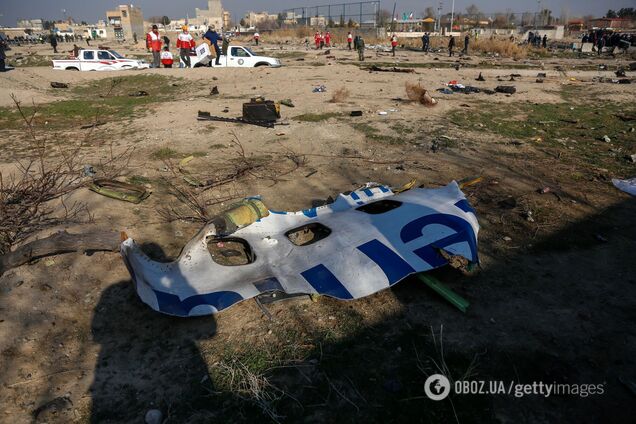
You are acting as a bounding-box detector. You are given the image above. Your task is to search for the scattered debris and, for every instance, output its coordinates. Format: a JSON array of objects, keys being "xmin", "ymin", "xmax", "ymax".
[
  {"xmin": 129, "ymin": 90, "xmax": 149, "ymax": 97},
  {"xmin": 615, "ymin": 69, "xmax": 626, "ymax": 77},
  {"xmin": 305, "ymin": 169, "xmax": 318, "ymax": 178},
  {"xmin": 87, "ymin": 179, "xmax": 150, "ymax": 203},
  {"xmin": 145, "ymin": 409, "xmax": 163, "ymax": 424},
  {"xmin": 50, "ymin": 82, "xmax": 68, "ymax": 89},
  {"xmin": 279, "ymin": 99, "xmax": 295, "ymax": 107},
  {"xmin": 79, "ymin": 121, "xmax": 107, "ymax": 129},
  {"xmin": 405, "ymin": 82, "xmax": 437, "ymax": 106},
  {"xmin": 495, "ymin": 86, "xmax": 516, "ymax": 94},
  {"xmin": 476, "ymin": 72, "xmax": 485, "ymax": 81},
  {"xmin": 350, "ymin": 110, "xmax": 363, "ymax": 117},
  {"xmin": 198, "ymin": 111, "xmax": 275, "ymax": 128},
  {"xmin": 367, "ymin": 65, "xmax": 415, "ymax": 73},
  {"xmin": 312, "ymin": 85, "xmax": 327, "ymax": 93},
  {"xmin": 612, "ymin": 177, "xmax": 636, "ymax": 196},
  {"xmin": 82, "ymin": 165, "xmax": 96, "ymax": 177},
  {"xmin": 378, "ymin": 111, "xmax": 388, "ymax": 115},
  {"xmin": 0, "ymin": 230, "xmax": 121, "ymax": 276},
  {"xmin": 210, "ymin": 86, "xmax": 219, "ymax": 95},
  {"xmin": 537, "ymin": 187, "xmax": 551, "ymax": 194},
  {"xmin": 602, "ymin": 135, "xmax": 611, "ymax": 143},
  {"xmin": 242, "ymin": 97, "xmax": 280, "ymax": 123},
  {"xmin": 417, "ymin": 273, "xmax": 470, "ymax": 313}
]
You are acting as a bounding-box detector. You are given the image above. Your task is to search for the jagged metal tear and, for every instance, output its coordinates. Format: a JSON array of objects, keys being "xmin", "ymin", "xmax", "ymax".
[{"xmin": 120, "ymin": 182, "xmax": 479, "ymax": 317}]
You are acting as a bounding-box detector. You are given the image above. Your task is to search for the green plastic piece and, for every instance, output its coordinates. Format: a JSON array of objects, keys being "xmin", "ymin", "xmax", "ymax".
[{"xmin": 417, "ymin": 273, "xmax": 470, "ymax": 313}]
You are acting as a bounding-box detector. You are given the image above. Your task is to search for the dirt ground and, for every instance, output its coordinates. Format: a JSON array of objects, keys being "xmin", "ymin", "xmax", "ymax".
[{"xmin": 0, "ymin": 39, "xmax": 635, "ymax": 423}]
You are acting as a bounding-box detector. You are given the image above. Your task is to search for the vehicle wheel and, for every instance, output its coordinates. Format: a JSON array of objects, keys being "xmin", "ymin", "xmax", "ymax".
[
  {"xmin": 66, "ymin": 67, "xmax": 79, "ymax": 71},
  {"xmin": 254, "ymin": 63, "xmax": 270, "ymax": 67}
]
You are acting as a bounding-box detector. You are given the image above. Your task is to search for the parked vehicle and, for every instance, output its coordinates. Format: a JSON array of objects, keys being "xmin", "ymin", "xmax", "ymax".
[
  {"xmin": 181, "ymin": 43, "xmax": 281, "ymax": 68},
  {"xmin": 52, "ymin": 49, "xmax": 149, "ymax": 71}
]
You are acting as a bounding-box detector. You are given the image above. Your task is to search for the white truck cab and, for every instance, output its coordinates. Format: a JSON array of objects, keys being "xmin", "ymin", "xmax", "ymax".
[
  {"xmin": 182, "ymin": 43, "xmax": 281, "ymax": 68},
  {"xmin": 52, "ymin": 49, "xmax": 150, "ymax": 71}
]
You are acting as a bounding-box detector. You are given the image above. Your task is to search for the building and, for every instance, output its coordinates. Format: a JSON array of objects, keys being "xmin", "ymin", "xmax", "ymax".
[
  {"xmin": 223, "ymin": 11, "xmax": 231, "ymax": 29},
  {"xmin": 106, "ymin": 4, "xmax": 144, "ymax": 41},
  {"xmin": 588, "ymin": 17, "xmax": 634, "ymax": 30},
  {"xmin": 194, "ymin": 0, "xmax": 226, "ymax": 29},
  {"xmin": 16, "ymin": 19, "xmax": 43, "ymax": 30},
  {"xmin": 245, "ymin": 11, "xmax": 278, "ymax": 27}
]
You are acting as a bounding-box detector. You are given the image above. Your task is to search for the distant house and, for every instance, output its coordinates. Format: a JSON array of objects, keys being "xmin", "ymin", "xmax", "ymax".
[
  {"xmin": 106, "ymin": 4, "xmax": 144, "ymax": 40},
  {"xmin": 567, "ymin": 20, "xmax": 584, "ymax": 32},
  {"xmin": 588, "ymin": 17, "xmax": 634, "ymax": 30}
]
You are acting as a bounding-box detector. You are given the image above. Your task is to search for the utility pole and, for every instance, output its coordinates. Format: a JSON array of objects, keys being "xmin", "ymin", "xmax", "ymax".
[
  {"xmin": 449, "ymin": 0, "xmax": 455, "ymax": 33},
  {"xmin": 436, "ymin": 1, "xmax": 442, "ymax": 33}
]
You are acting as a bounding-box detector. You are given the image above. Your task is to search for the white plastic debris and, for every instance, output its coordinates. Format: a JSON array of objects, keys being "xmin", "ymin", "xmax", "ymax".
[
  {"xmin": 121, "ymin": 182, "xmax": 479, "ymax": 317},
  {"xmin": 612, "ymin": 177, "xmax": 636, "ymax": 196}
]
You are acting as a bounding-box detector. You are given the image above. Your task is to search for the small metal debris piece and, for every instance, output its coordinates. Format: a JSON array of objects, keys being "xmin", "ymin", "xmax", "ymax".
[
  {"xmin": 87, "ymin": 179, "xmax": 150, "ymax": 203},
  {"xmin": 197, "ymin": 111, "xmax": 274, "ymax": 128}
]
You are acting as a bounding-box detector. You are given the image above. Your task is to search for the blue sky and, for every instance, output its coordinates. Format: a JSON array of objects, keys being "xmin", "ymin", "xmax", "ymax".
[{"xmin": 1, "ymin": 0, "xmax": 633, "ymax": 27}]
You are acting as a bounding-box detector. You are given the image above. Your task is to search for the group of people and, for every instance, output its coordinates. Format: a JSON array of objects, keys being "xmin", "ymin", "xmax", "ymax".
[
  {"xmin": 446, "ymin": 34, "xmax": 471, "ymax": 56},
  {"xmin": 527, "ymin": 32, "xmax": 548, "ymax": 48},
  {"xmin": 146, "ymin": 24, "xmax": 230, "ymax": 68},
  {"xmin": 582, "ymin": 30, "xmax": 635, "ymax": 55},
  {"xmin": 313, "ymin": 31, "xmax": 332, "ymax": 49}
]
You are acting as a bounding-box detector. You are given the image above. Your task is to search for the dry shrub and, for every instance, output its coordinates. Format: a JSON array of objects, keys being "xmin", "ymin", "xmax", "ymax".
[
  {"xmin": 405, "ymin": 82, "xmax": 437, "ymax": 107},
  {"xmin": 329, "ymin": 87, "xmax": 350, "ymax": 103},
  {"xmin": 473, "ymin": 38, "xmax": 527, "ymax": 59}
]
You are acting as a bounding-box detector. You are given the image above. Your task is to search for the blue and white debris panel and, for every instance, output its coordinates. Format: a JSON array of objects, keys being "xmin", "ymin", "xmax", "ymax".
[{"xmin": 120, "ymin": 181, "xmax": 479, "ymax": 317}]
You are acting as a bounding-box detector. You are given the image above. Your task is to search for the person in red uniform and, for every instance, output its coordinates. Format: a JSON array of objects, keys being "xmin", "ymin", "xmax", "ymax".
[
  {"xmin": 390, "ymin": 33, "xmax": 398, "ymax": 56},
  {"xmin": 325, "ymin": 31, "xmax": 331, "ymax": 47},
  {"xmin": 176, "ymin": 26, "xmax": 196, "ymax": 68},
  {"xmin": 160, "ymin": 46, "xmax": 174, "ymax": 68},
  {"xmin": 347, "ymin": 31, "xmax": 353, "ymax": 50},
  {"xmin": 314, "ymin": 32, "xmax": 320, "ymax": 49},
  {"xmin": 146, "ymin": 25, "xmax": 162, "ymax": 68}
]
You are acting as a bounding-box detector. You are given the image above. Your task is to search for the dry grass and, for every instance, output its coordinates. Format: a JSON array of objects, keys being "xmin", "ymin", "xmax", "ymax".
[
  {"xmin": 473, "ymin": 38, "xmax": 527, "ymax": 59},
  {"xmin": 329, "ymin": 87, "xmax": 350, "ymax": 103},
  {"xmin": 405, "ymin": 82, "xmax": 437, "ymax": 107}
]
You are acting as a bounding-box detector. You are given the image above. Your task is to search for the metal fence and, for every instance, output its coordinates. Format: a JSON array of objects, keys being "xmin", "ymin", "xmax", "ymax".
[{"xmin": 281, "ymin": 1, "xmax": 381, "ymax": 27}]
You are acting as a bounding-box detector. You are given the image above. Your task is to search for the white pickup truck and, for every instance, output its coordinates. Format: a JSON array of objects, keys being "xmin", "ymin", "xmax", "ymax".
[
  {"xmin": 182, "ymin": 43, "xmax": 281, "ymax": 68},
  {"xmin": 52, "ymin": 49, "xmax": 150, "ymax": 71}
]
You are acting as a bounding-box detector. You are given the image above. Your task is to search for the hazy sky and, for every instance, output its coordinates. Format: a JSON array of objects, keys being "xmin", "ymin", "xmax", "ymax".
[{"xmin": 1, "ymin": 0, "xmax": 633, "ymax": 27}]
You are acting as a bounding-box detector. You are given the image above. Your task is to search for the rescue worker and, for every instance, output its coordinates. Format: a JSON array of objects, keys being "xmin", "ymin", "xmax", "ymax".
[
  {"xmin": 542, "ymin": 34, "xmax": 547, "ymax": 48},
  {"xmin": 463, "ymin": 33, "xmax": 470, "ymax": 54},
  {"xmin": 314, "ymin": 32, "xmax": 320, "ymax": 49},
  {"xmin": 50, "ymin": 32, "xmax": 58, "ymax": 53},
  {"xmin": 133, "ymin": 32, "xmax": 138, "ymax": 44},
  {"xmin": 146, "ymin": 25, "xmax": 162, "ymax": 68},
  {"xmin": 448, "ymin": 35, "xmax": 455, "ymax": 57},
  {"xmin": 325, "ymin": 31, "xmax": 331, "ymax": 48},
  {"xmin": 222, "ymin": 33, "xmax": 230, "ymax": 56},
  {"xmin": 253, "ymin": 31, "xmax": 260, "ymax": 45},
  {"xmin": 423, "ymin": 32, "xmax": 430, "ymax": 52},
  {"xmin": 203, "ymin": 27, "xmax": 221, "ymax": 66},
  {"xmin": 390, "ymin": 33, "xmax": 398, "ymax": 56},
  {"xmin": 69, "ymin": 43, "xmax": 80, "ymax": 58},
  {"xmin": 177, "ymin": 26, "xmax": 195, "ymax": 68},
  {"xmin": 347, "ymin": 31, "xmax": 353, "ymax": 50},
  {"xmin": 162, "ymin": 35, "xmax": 170, "ymax": 50},
  {"xmin": 319, "ymin": 32, "xmax": 325, "ymax": 49},
  {"xmin": 161, "ymin": 46, "xmax": 174, "ymax": 68},
  {"xmin": 357, "ymin": 35, "xmax": 365, "ymax": 61}
]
